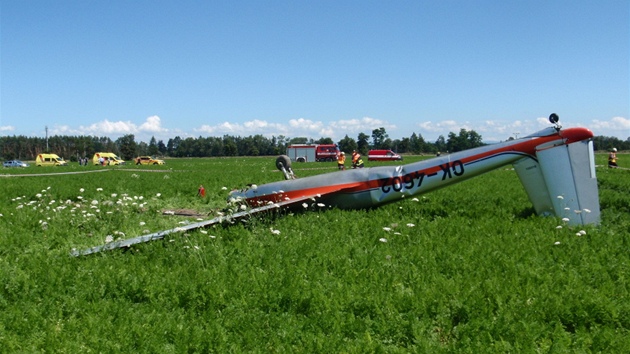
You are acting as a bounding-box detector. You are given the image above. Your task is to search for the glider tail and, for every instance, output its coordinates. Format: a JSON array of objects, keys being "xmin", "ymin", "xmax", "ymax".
[{"xmin": 513, "ymin": 139, "xmax": 600, "ymax": 226}]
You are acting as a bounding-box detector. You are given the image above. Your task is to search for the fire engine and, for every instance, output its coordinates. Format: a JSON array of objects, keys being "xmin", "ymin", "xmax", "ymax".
[{"xmin": 286, "ymin": 144, "xmax": 339, "ymax": 162}]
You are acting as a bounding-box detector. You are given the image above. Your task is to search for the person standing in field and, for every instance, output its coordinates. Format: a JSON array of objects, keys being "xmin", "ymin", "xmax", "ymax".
[
  {"xmin": 351, "ymin": 150, "xmax": 364, "ymax": 169},
  {"xmin": 337, "ymin": 151, "xmax": 346, "ymax": 170},
  {"xmin": 609, "ymin": 148, "xmax": 618, "ymax": 168}
]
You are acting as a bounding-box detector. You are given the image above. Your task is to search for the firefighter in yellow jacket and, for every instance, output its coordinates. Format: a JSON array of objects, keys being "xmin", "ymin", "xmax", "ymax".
[
  {"xmin": 337, "ymin": 151, "xmax": 346, "ymax": 170},
  {"xmin": 608, "ymin": 148, "xmax": 618, "ymax": 168},
  {"xmin": 351, "ymin": 150, "xmax": 364, "ymax": 169}
]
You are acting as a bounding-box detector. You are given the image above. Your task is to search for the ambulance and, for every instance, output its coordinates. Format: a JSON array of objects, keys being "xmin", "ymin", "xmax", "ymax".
[
  {"xmin": 92, "ymin": 152, "xmax": 125, "ymax": 165},
  {"xmin": 35, "ymin": 153, "xmax": 68, "ymax": 166}
]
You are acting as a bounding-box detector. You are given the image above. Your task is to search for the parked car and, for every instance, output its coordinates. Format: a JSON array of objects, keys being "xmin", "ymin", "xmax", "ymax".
[
  {"xmin": 367, "ymin": 150, "xmax": 403, "ymax": 161},
  {"xmin": 134, "ymin": 156, "xmax": 166, "ymax": 165},
  {"xmin": 3, "ymin": 160, "xmax": 30, "ymax": 168}
]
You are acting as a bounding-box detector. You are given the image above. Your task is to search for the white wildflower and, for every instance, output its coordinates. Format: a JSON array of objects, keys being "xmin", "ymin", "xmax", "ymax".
[
  {"xmin": 199, "ymin": 230, "xmax": 208, "ymax": 234},
  {"xmin": 382, "ymin": 227, "xmax": 391, "ymax": 232},
  {"xmin": 554, "ymin": 241, "xmax": 561, "ymax": 245},
  {"xmin": 111, "ymin": 193, "xmax": 117, "ymax": 198},
  {"xmin": 562, "ymin": 218, "xmax": 570, "ymax": 223},
  {"xmin": 583, "ymin": 209, "xmax": 591, "ymax": 213},
  {"xmin": 96, "ymin": 188, "xmax": 103, "ymax": 192},
  {"xmin": 156, "ymin": 193, "xmax": 161, "ymax": 197},
  {"xmin": 557, "ymin": 195, "xmax": 564, "ymax": 200},
  {"xmin": 411, "ymin": 198, "xmax": 419, "ymax": 202},
  {"xmin": 80, "ymin": 188, "xmax": 84, "ymax": 193},
  {"xmin": 556, "ymin": 225, "xmax": 563, "ymax": 229},
  {"xmin": 379, "ymin": 238, "xmax": 388, "ymax": 243},
  {"xmin": 139, "ymin": 221, "xmax": 146, "ymax": 226},
  {"xmin": 105, "ymin": 235, "xmax": 114, "ymax": 243},
  {"xmin": 578, "ymin": 230, "xmax": 586, "ymax": 236},
  {"xmin": 270, "ymin": 228, "xmax": 281, "ymax": 235},
  {"xmin": 574, "ymin": 210, "xmax": 582, "ymax": 214},
  {"xmin": 317, "ymin": 203, "xmax": 325, "ymax": 207},
  {"xmin": 406, "ymin": 223, "xmax": 415, "ymax": 227},
  {"xmin": 221, "ymin": 187, "xmax": 227, "ymax": 190},
  {"xmin": 240, "ymin": 204, "xmax": 247, "ymax": 210}
]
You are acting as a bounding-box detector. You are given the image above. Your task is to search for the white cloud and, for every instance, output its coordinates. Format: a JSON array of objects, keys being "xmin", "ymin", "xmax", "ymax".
[
  {"xmin": 196, "ymin": 120, "xmax": 289, "ymax": 136},
  {"xmin": 0, "ymin": 125, "xmax": 15, "ymax": 132},
  {"xmin": 194, "ymin": 116, "xmax": 399, "ymax": 141},
  {"xmin": 139, "ymin": 115, "xmax": 168, "ymax": 133},
  {"xmin": 590, "ymin": 116, "xmax": 630, "ymax": 134},
  {"xmin": 46, "ymin": 116, "xmax": 168, "ymax": 138}
]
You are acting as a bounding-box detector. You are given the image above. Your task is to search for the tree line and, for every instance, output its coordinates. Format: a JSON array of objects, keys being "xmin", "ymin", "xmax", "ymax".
[{"xmin": 1, "ymin": 128, "xmax": 628, "ymax": 162}]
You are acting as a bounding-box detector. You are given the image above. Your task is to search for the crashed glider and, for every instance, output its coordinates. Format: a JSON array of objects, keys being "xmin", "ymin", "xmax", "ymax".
[
  {"xmin": 72, "ymin": 114, "xmax": 599, "ymax": 256},
  {"xmin": 229, "ymin": 114, "xmax": 600, "ymax": 226}
]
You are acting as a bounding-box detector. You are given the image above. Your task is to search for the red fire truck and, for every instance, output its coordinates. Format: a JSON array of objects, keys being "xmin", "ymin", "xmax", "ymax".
[{"xmin": 286, "ymin": 144, "xmax": 340, "ymax": 162}]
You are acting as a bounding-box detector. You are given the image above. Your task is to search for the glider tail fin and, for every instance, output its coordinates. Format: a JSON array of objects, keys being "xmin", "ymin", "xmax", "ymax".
[{"xmin": 513, "ymin": 140, "xmax": 600, "ymax": 226}]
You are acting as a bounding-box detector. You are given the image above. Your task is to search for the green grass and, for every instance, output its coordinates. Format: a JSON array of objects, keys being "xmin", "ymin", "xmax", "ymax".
[{"xmin": 1, "ymin": 154, "xmax": 629, "ymax": 352}]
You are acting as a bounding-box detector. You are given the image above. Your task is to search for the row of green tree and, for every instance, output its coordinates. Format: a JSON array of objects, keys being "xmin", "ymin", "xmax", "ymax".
[{"xmin": 1, "ymin": 128, "xmax": 627, "ymax": 162}]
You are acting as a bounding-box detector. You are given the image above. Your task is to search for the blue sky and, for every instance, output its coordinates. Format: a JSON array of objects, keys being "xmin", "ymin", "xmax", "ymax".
[{"xmin": 1, "ymin": 0, "xmax": 628, "ymax": 144}]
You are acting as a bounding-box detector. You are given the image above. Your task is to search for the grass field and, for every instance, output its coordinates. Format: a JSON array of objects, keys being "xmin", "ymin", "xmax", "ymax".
[{"xmin": 1, "ymin": 154, "xmax": 629, "ymax": 352}]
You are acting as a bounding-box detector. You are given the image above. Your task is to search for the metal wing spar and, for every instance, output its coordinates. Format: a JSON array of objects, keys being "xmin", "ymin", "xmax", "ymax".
[{"xmin": 70, "ymin": 184, "xmax": 362, "ymax": 257}]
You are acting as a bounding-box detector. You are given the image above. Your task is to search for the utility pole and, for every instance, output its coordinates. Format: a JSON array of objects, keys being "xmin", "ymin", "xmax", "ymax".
[{"xmin": 45, "ymin": 126, "xmax": 49, "ymax": 151}]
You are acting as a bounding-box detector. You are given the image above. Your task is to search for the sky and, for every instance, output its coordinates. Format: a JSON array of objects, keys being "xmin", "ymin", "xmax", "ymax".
[{"xmin": 1, "ymin": 0, "xmax": 629, "ymax": 144}]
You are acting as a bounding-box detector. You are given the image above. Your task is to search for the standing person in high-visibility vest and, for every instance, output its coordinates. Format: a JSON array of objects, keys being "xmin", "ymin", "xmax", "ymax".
[
  {"xmin": 608, "ymin": 148, "xmax": 618, "ymax": 168},
  {"xmin": 337, "ymin": 151, "xmax": 346, "ymax": 170},
  {"xmin": 351, "ymin": 150, "xmax": 364, "ymax": 169}
]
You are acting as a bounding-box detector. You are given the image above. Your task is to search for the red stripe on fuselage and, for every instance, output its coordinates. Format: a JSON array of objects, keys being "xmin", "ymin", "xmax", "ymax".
[{"xmin": 245, "ymin": 127, "xmax": 593, "ymax": 207}]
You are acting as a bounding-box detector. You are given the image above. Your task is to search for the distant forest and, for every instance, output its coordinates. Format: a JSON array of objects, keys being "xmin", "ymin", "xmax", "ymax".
[{"xmin": 1, "ymin": 127, "xmax": 628, "ymax": 162}]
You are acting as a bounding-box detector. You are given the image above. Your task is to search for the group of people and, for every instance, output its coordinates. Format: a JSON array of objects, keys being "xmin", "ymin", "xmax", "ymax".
[
  {"xmin": 77, "ymin": 157, "xmax": 90, "ymax": 166},
  {"xmin": 337, "ymin": 150, "xmax": 364, "ymax": 170}
]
